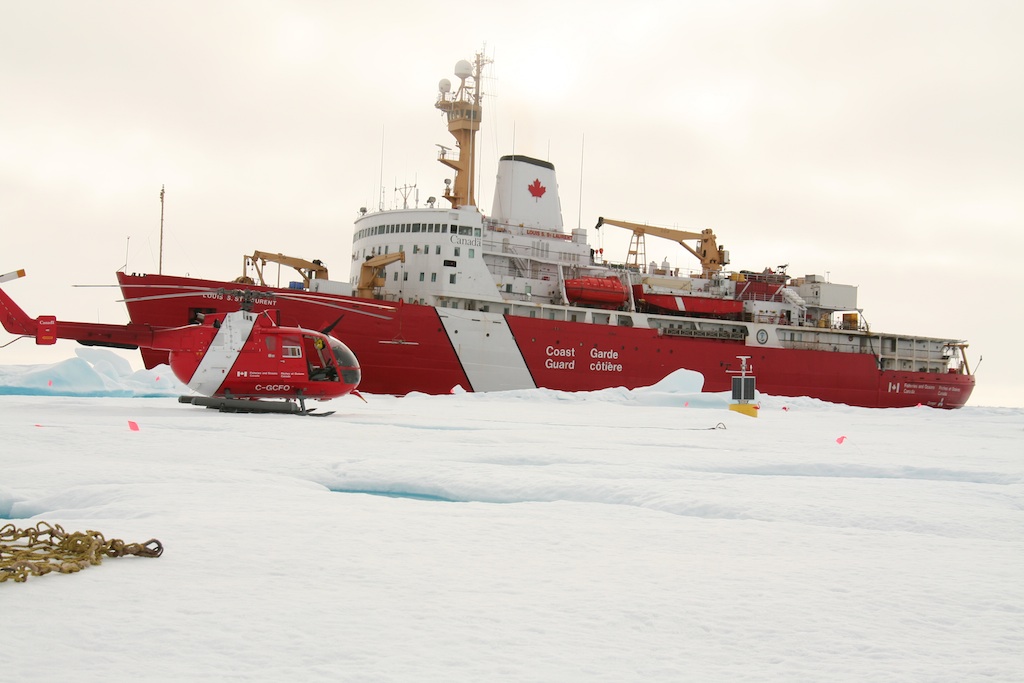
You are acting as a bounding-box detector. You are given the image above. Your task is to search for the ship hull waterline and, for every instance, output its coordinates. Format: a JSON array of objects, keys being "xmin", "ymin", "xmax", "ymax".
[{"xmin": 115, "ymin": 273, "xmax": 974, "ymax": 409}]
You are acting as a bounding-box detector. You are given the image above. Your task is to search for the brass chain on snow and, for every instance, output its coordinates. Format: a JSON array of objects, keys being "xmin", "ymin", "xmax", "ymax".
[{"xmin": 0, "ymin": 521, "xmax": 163, "ymax": 583}]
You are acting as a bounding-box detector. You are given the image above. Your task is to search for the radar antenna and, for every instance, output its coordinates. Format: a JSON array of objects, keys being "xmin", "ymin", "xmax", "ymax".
[{"xmin": 434, "ymin": 49, "xmax": 491, "ymax": 209}]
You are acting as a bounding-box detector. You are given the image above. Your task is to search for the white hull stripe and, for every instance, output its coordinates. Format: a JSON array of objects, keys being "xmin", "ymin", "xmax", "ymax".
[
  {"xmin": 188, "ymin": 313, "xmax": 258, "ymax": 396},
  {"xmin": 438, "ymin": 309, "xmax": 536, "ymax": 391}
]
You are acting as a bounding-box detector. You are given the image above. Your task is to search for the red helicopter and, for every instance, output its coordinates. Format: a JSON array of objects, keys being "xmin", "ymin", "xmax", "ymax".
[{"xmin": 0, "ymin": 270, "xmax": 392, "ymax": 415}]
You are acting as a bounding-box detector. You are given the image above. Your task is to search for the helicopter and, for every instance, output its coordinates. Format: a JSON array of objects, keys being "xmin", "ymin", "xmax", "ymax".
[{"xmin": 0, "ymin": 270, "xmax": 391, "ymax": 415}]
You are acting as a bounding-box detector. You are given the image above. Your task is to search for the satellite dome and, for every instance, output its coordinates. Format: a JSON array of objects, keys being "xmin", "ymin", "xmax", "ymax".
[
  {"xmin": 438, "ymin": 78, "xmax": 451, "ymax": 94},
  {"xmin": 454, "ymin": 59, "xmax": 473, "ymax": 80}
]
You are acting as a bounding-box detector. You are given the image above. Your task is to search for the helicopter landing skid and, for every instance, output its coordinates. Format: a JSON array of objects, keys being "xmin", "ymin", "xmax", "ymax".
[{"xmin": 177, "ymin": 395, "xmax": 335, "ymax": 417}]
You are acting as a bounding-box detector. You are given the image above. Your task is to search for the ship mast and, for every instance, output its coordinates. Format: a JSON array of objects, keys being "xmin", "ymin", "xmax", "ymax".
[{"xmin": 435, "ymin": 51, "xmax": 490, "ymax": 209}]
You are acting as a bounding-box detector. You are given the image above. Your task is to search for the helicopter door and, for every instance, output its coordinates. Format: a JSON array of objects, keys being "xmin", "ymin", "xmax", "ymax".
[{"xmin": 304, "ymin": 335, "xmax": 338, "ymax": 381}]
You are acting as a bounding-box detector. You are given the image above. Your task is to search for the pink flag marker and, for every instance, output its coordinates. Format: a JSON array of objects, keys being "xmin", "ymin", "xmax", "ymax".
[
  {"xmin": 128, "ymin": 421, "xmax": 140, "ymax": 432},
  {"xmin": 836, "ymin": 435, "xmax": 847, "ymax": 444}
]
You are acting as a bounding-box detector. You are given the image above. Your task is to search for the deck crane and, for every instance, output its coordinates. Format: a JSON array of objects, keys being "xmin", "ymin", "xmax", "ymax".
[
  {"xmin": 356, "ymin": 252, "xmax": 407, "ymax": 299},
  {"xmin": 236, "ymin": 251, "xmax": 330, "ymax": 289},
  {"xmin": 594, "ymin": 217, "xmax": 729, "ymax": 278}
]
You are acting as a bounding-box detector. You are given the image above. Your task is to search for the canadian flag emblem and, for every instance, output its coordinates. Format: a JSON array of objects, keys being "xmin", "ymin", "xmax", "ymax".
[{"xmin": 528, "ymin": 179, "xmax": 546, "ymax": 198}]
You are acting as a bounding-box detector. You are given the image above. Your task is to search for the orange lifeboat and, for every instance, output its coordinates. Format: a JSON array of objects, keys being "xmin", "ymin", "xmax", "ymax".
[{"xmin": 564, "ymin": 276, "xmax": 629, "ymax": 309}]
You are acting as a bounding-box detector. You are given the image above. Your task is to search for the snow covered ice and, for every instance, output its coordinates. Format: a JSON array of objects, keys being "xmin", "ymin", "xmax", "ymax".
[{"xmin": 2, "ymin": 351, "xmax": 1022, "ymax": 681}]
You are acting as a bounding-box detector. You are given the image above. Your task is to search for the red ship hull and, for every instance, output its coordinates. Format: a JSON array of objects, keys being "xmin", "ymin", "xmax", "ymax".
[{"xmin": 116, "ymin": 272, "xmax": 975, "ymax": 408}]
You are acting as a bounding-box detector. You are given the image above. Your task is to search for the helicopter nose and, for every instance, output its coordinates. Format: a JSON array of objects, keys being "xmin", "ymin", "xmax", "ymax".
[{"xmin": 341, "ymin": 367, "xmax": 361, "ymax": 386}]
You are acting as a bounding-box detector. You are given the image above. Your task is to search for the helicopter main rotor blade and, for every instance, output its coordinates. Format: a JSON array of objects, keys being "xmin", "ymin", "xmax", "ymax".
[
  {"xmin": 118, "ymin": 289, "xmax": 275, "ymax": 304},
  {"xmin": 274, "ymin": 290, "xmax": 395, "ymax": 311},
  {"xmin": 118, "ymin": 289, "xmax": 393, "ymax": 320},
  {"xmin": 98, "ymin": 281, "xmax": 395, "ymax": 311},
  {"xmin": 270, "ymin": 292, "xmax": 393, "ymax": 318}
]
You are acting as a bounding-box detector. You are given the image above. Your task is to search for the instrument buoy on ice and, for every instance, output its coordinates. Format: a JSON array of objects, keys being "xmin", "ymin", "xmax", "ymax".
[{"xmin": 727, "ymin": 355, "xmax": 758, "ymax": 418}]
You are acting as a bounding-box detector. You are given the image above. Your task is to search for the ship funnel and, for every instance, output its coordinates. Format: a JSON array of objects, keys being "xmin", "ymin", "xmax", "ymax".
[{"xmin": 490, "ymin": 155, "xmax": 564, "ymax": 232}]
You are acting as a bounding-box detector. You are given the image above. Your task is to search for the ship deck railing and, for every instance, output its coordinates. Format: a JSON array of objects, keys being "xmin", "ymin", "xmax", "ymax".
[
  {"xmin": 737, "ymin": 292, "xmax": 786, "ymax": 303},
  {"xmin": 659, "ymin": 327, "xmax": 746, "ymax": 341}
]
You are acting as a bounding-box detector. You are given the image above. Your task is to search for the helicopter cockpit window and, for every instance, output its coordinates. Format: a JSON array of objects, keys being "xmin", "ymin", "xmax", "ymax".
[
  {"xmin": 329, "ymin": 340, "xmax": 360, "ymax": 385},
  {"xmin": 329, "ymin": 340, "xmax": 358, "ymax": 368}
]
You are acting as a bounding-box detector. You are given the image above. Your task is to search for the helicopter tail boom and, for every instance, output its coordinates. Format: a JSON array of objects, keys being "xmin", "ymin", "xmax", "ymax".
[{"xmin": 0, "ymin": 281, "xmax": 156, "ymax": 350}]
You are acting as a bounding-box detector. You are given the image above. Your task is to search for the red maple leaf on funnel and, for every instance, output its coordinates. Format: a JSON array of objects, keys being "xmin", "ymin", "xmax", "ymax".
[{"xmin": 528, "ymin": 179, "xmax": 546, "ymax": 198}]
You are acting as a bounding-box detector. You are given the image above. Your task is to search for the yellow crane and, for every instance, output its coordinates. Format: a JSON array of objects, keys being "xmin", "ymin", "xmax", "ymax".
[
  {"xmin": 236, "ymin": 251, "xmax": 330, "ymax": 289},
  {"xmin": 594, "ymin": 217, "xmax": 729, "ymax": 278},
  {"xmin": 356, "ymin": 252, "xmax": 406, "ymax": 299}
]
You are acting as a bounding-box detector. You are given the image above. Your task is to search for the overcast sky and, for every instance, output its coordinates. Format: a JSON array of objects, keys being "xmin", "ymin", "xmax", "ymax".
[{"xmin": 2, "ymin": 1, "xmax": 1021, "ymax": 406}]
